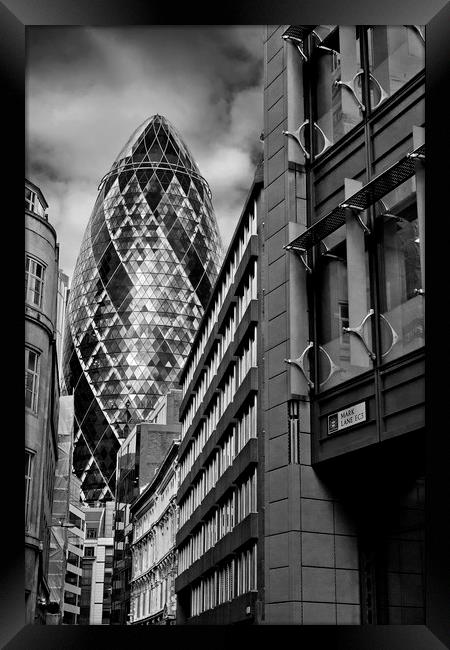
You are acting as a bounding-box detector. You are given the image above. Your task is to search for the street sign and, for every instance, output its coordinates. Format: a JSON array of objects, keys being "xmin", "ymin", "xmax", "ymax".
[{"xmin": 327, "ymin": 401, "xmax": 366, "ymax": 435}]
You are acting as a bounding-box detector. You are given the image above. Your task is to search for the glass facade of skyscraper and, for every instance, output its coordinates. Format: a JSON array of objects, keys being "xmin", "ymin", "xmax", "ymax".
[{"xmin": 63, "ymin": 115, "xmax": 223, "ymax": 503}]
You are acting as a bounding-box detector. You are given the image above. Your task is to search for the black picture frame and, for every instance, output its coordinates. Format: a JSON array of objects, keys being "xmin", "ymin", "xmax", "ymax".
[{"xmin": 3, "ymin": 1, "xmax": 449, "ymax": 648}]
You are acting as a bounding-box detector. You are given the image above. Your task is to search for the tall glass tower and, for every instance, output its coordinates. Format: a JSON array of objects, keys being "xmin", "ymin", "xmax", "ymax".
[{"xmin": 63, "ymin": 115, "xmax": 223, "ymax": 503}]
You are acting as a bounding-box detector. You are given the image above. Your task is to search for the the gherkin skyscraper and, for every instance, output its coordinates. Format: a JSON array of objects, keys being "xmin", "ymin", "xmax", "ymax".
[{"xmin": 63, "ymin": 115, "xmax": 223, "ymax": 503}]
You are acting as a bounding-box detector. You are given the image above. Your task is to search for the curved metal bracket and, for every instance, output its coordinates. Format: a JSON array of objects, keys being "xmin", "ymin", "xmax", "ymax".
[
  {"xmin": 343, "ymin": 309, "xmax": 376, "ymax": 360},
  {"xmin": 319, "ymin": 241, "xmax": 345, "ymax": 262},
  {"xmin": 285, "ymin": 341, "xmax": 344, "ymax": 390},
  {"xmin": 294, "ymin": 248, "xmax": 312, "ymax": 273},
  {"xmin": 282, "ymin": 34, "xmax": 308, "ymax": 62},
  {"xmin": 406, "ymin": 25, "xmax": 425, "ymax": 44},
  {"xmin": 407, "ymin": 151, "xmax": 425, "ymax": 161},
  {"xmin": 283, "ymin": 120, "xmax": 310, "ymax": 159},
  {"xmin": 334, "ymin": 70, "xmax": 366, "ymax": 112},
  {"xmin": 318, "ymin": 345, "xmax": 343, "ymax": 388},
  {"xmin": 368, "ymin": 73, "xmax": 389, "ymax": 109},
  {"xmin": 312, "ymin": 122, "xmax": 333, "ymax": 157},
  {"xmin": 379, "ymin": 314, "xmax": 400, "ymax": 358},
  {"xmin": 341, "ymin": 204, "xmax": 371, "ymax": 235},
  {"xmin": 285, "ymin": 341, "xmax": 314, "ymax": 389}
]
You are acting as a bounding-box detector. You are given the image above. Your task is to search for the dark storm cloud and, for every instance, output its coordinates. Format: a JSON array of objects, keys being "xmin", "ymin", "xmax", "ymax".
[{"xmin": 26, "ymin": 26, "xmax": 264, "ymax": 278}]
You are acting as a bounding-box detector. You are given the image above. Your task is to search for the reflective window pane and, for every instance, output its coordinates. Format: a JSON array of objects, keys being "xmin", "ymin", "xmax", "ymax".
[
  {"xmin": 316, "ymin": 220, "xmax": 373, "ymax": 391},
  {"xmin": 368, "ymin": 26, "xmax": 425, "ymax": 110},
  {"xmin": 25, "ymin": 256, "xmax": 45, "ymax": 308},
  {"xmin": 313, "ymin": 26, "xmax": 363, "ymax": 154},
  {"xmin": 25, "ymin": 348, "xmax": 40, "ymax": 411},
  {"xmin": 376, "ymin": 180, "xmax": 424, "ymax": 362}
]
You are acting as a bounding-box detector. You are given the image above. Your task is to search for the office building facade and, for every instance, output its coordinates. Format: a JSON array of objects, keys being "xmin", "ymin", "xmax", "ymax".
[
  {"xmin": 62, "ymin": 114, "xmax": 223, "ymax": 503},
  {"xmin": 129, "ymin": 440, "xmax": 180, "ymax": 625},
  {"xmin": 175, "ymin": 164, "xmax": 262, "ymax": 624},
  {"xmin": 174, "ymin": 24, "xmax": 425, "ymax": 625},
  {"xmin": 262, "ymin": 24, "xmax": 425, "ymax": 624},
  {"xmin": 111, "ymin": 389, "xmax": 182, "ymax": 625},
  {"xmin": 25, "ymin": 178, "xmax": 61, "ymax": 624}
]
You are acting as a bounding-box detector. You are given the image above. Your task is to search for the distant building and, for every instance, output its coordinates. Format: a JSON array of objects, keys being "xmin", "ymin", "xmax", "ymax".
[
  {"xmin": 62, "ymin": 115, "xmax": 223, "ymax": 503},
  {"xmin": 111, "ymin": 389, "xmax": 181, "ymax": 625},
  {"xmin": 79, "ymin": 502, "xmax": 114, "ymax": 625},
  {"xmin": 47, "ymin": 396, "xmax": 85, "ymax": 624},
  {"xmin": 129, "ymin": 440, "xmax": 180, "ymax": 625},
  {"xmin": 25, "ymin": 178, "xmax": 60, "ymax": 624},
  {"xmin": 175, "ymin": 164, "xmax": 261, "ymax": 624}
]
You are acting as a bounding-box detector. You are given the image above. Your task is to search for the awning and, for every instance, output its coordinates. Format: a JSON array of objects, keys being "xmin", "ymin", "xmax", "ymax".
[{"xmin": 285, "ymin": 143, "xmax": 425, "ymax": 253}]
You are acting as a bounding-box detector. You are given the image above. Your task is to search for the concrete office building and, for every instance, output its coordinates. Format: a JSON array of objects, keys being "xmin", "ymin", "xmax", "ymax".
[
  {"xmin": 261, "ymin": 23, "xmax": 425, "ymax": 625},
  {"xmin": 175, "ymin": 164, "xmax": 262, "ymax": 624},
  {"xmin": 175, "ymin": 24, "xmax": 425, "ymax": 625},
  {"xmin": 25, "ymin": 178, "xmax": 61, "ymax": 624},
  {"xmin": 129, "ymin": 439, "xmax": 180, "ymax": 625},
  {"xmin": 111, "ymin": 389, "xmax": 181, "ymax": 625},
  {"xmin": 79, "ymin": 502, "xmax": 114, "ymax": 625},
  {"xmin": 62, "ymin": 114, "xmax": 222, "ymax": 503}
]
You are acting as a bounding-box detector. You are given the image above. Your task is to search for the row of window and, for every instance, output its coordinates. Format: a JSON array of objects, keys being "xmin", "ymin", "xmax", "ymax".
[
  {"xmin": 178, "ymin": 468, "xmax": 258, "ymax": 574},
  {"xmin": 180, "ymin": 394, "xmax": 257, "ymax": 487},
  {"xmin": 133, "ymin": 469, "xmax": 178, "ymax": 542},
  {"xmin": 132, "ymin": 507, "xmax": 177, "ymax": 578},
  {"xmin": 181, "ymin": 262, "xmax": 258, "ymax": 439},
  {"xmin": 180, "ymin": 325, "xmax": 257, "ymax": 486},
  {"xmin": 312, "ymin": 182, "xmax": 424, "ymax": 391},
  {"xmin": 285, "ymin": 25, "xmax": 424, "ymax": 160},
  {"xmin": 130, "ymin": 559, "xmax": 176, "ymax": 622},
  {"xmin": 179, "ymin": 378, "xmax": 257, "ymax": 529},
  {"xmin": 190, "ymin": 544, "xmax": 257, "ymax": 617},
  {"xmin": 182, "ymin": 207, "xmax": 257, "ymax": 393}
]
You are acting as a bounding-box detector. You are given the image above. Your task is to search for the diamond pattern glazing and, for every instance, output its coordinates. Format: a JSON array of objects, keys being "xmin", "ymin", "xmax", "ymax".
[{"xmin": 63, "ymin": 115, "xmax": 223, "ymax": 503}]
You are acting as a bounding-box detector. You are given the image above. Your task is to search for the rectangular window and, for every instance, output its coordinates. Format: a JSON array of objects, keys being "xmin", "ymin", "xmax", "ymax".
[
  {"xmin": 367, "ymin": 26, "xmax": 425, "ymax": 109},
  {"xmin": 86, "ymin": 527, "xmax": 98, "ymax": 539},
  {"xmin": 312, "ymin": 26, "xmax": 362, "ymax": 153},
  {"xmin": 376, "ymin": 184, "xmax": 424, "ymax": 361},
  {"xmin": 316, "ymin": 221, "xmax": 373, "ymax": 391},
  {"xmin": 25, "ymin": 348, "xmax": 40, "ymax": 411},
  {"xmin": 25, "ymin": 451, "xmax": 34, "ymax": 528},
  {"xmin": 25, "ymin": 187, "xmax": 36, "ymax": 212},
  {"xmin": 25, "ymin": 256, "xmax": 45, "ymax": 308},
  {"xmin": 25, "ymin": 187, "xmax": 46, "ymax": 218}
]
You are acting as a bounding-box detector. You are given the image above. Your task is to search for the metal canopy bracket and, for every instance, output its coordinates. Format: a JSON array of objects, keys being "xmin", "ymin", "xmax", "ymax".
[
  {"xmin": 343, "ymin": 309, "xmax": 376, "ymax": 360},
  {"xmin": 294, "ymin": 248, "xmax": 312, "ymax": 273},
  {"xmin": 283, "ymin": 119, "xmax": 310, "ymax": 159},
  {"xmin": 407, "ymin": 151, "xmax": 425, "ymax": 161},
  {"xmin": 341, "ymin": 203, "xmax": 371, "ymax": 235},
  {"xmin": 282, "ymin": 34, "xmax": 308, "ymax": 62},
  {"xmin": 334, "ymin": 70, "xmax": 366, "ymax": 112},
  {"xmin": 285, "ymin": 342, "xmax": 314, "ymax": 389},
  {"xmin": 285, "ymin": 341, "xmax": 344, "ymax": 390}
]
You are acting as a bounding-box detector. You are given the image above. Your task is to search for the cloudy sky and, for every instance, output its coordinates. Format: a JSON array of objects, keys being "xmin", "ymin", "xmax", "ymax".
[{"xmin": 26, "ymin": 26, "xmax": 264, "ymax": 281}]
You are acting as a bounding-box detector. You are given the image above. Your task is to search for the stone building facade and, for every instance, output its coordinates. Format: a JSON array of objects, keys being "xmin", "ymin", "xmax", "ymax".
[
  {"xmin": 25, "ymin": 178, "xmax": 60, "ymax": 623},
  {"xmin": 130, "ymin": 440, "xmax": 179, "ymax": 624}
]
